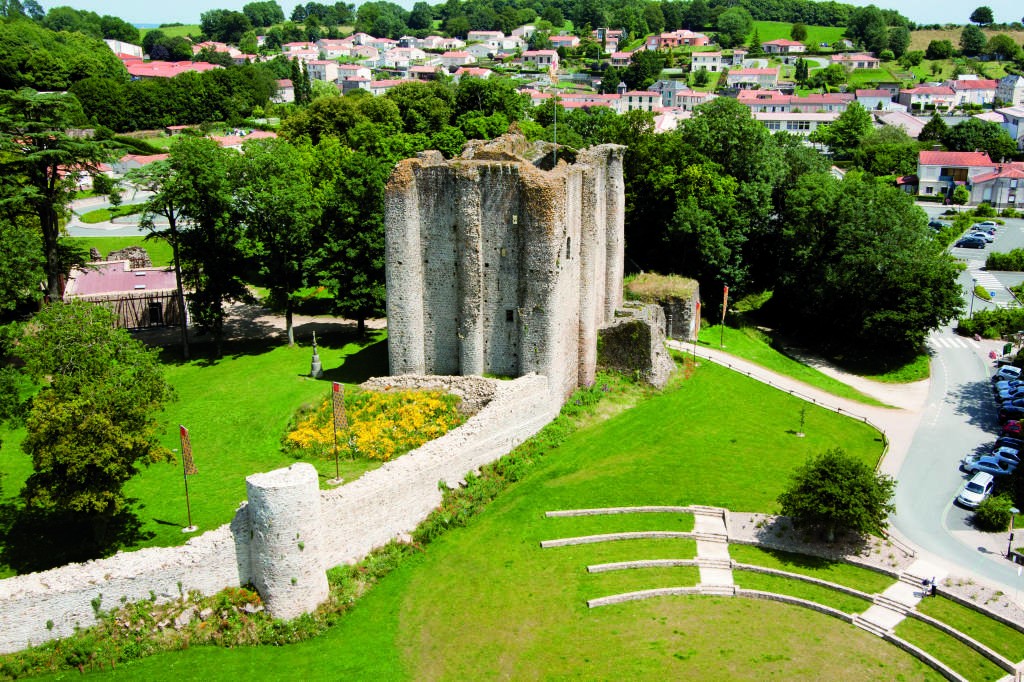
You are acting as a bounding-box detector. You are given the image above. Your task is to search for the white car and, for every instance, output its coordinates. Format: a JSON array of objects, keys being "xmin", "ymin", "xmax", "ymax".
[
  {"xmin": 961, "ymin": 455, "xmax": 1017, "ymax": 476},
  {"xmin": 973, "ymin": 221, "xmax": 998, "ymax": 230},
  {"xmin": 969, "ymin": 231, "xmax": 995, "ymax": 243},
  {"xmin": 994, "ymin": 366, "xmax": 1023, "ymax": 383},
  {"xmin": 956, "ymin": 472, "xmax": 995, "ymax": 509}
]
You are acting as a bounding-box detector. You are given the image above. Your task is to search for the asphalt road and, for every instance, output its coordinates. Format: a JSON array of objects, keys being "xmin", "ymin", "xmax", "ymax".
[{"xmin": 892, "ymin": 210, "xmax": 1024, "ymax": 592}]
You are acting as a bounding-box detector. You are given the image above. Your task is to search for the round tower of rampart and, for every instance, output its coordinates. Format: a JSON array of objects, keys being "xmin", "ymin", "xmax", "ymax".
[{"xmin": 245, "ymin": 463, "xmax": 328, "ymax": 619}]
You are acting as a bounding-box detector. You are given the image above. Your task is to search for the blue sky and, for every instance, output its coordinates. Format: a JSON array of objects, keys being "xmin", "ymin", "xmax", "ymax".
[{"xmin": 38, "ymin": 0, "xmax": 1024, "ymax": 29}]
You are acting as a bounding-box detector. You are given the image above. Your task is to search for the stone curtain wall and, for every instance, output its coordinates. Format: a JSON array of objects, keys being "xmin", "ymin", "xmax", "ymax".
[
  {"xmin": 385, "ymin": 134, "xmax": 626, "ymax": 400},
  {"xmin": 0, "ymin": 375, "xmax": 559, "ymax": 655}
]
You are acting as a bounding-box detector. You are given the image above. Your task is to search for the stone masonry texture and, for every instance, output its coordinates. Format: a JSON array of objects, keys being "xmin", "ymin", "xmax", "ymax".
[{"xmin": 385, "ymin": 133, "xmax": 627, "ymax": 400}]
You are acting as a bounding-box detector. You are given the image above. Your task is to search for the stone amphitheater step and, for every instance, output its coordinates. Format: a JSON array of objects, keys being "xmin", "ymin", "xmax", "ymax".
[
  {"xmin": 696, "ymin": 557, "xmax": 732, "ymax": 569},
  {"xmin": 693, "ymin": 531, "xmax": 728, "ymax": 543},
  {"xmin": 873, "ymin": 594, "xmax": 910, "ymax": 615},
  {"xmin": 698, "ymin": 584, "xmax": 737, "ymax": 596},
  {"xmin": 545, "ymin": 506, "xmax": 691, "ymax": 517},
  {"xmin": 852, "ymin": 614, "xmax": 890, "ymax": 638},
  {"xmin": 688, "ymin": 505, "xmax": 728, "ymax": 516}
]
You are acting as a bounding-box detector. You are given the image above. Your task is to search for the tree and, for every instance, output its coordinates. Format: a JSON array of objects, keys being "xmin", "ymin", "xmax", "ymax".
[
  {"xmin": 987, "ymin": 34, "xmax": 1020, "ymax": 61},
  {"xmin": 960, "ymin": 24, "xmax": 987, "ymax": 56},
  {"xmin": 777, "ymin": 449, "xmax": 895, "ymax": 542},
  {"xmin": 200, "ymin": 9, "xmax": 254, "ymax": 44},
  {"xmin": 310, "ymin": 138, "xmax": 388, "ymax": 334},
  {"xmin": 970, "ymin": 6, "xmax": 994, "ymax": 25},
  {"xmin": 127, "ymin": 161, "xmax": 191, "ymax": 359},
  {"xmin": 232, "ymin": 138, "xmax": 318, "ymax": 345},
  {"xmin": 243, "ymin": 0, "xmax": 285, "ymax": 27},
  {"xmin": 684, "ymin": 0, "xmax": 709, "ymax": 29},
  {"xmin": 748, "ymin": 28, "xmax": 763, "ymax": 56},
  {"xmin": 9, "ymin": 300, "xmax": 174, "ymax": 567},
  {"xmin": 926, "ymin": 39, "xmax": 954, "ymax": 60},
  {"xmin": 952, "ymin": 184, "xmax": 970, "ymax": 207},
  {"xmin": 852, "ymin": 126, "xmax": 920, "ymax": 176},
  {"xmin": 790, "ymin": 22, "xmax": 807, "ymax": 42},
  {"xmin": 0, "ymin": 89, "xmax": 112, "ymax": 300},
  {"xmin": 775, "ymin": 171, "xmax": 963, "ymax": 356},
  {"xmin": 888, "ymin": 25, "xmax": 910, "ymax": 58},
  {"xmin": 794, "ymin": 57, "xmax": 808, "ymax": 83},
  {"xmin": 716, "ymin": 7, "xmax": 753, "ymax": 49},
  {"xmin": 692, "ymin": 67, "xmax": 709, "ymax": 87},
  {"xmin": 0, "ymin": 216, "xmax": 44, "ymax": 317},
  {"xmin": 624, "ymin": 49, "xmax": 665, "ymax": 90},
  {"xmin": 943, "ymin": 117, "xmax": 1019, "ymax": 161},
  {"xmin": 847, "ymin": 5, "xmax": 888, "ymax": 54},
  {"xmin": 919, "ymin": 111, "xmax": 948, "ymax": 142},
  {"xmin": 809, "ymin": 102, "xmax": 871, "ymax": 157},
  {"xmin": 166, "ymin": 137, "xmax": 250, "ymax": 357}
]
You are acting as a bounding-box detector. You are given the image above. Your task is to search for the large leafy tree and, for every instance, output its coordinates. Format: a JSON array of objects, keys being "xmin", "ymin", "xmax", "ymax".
[
  {"xmin": 716, "ymin": 7, "xmax": 753, "ymax": 49},
  {"xmin": 232, "ymin": 138, "xmax": 318, "ymax": 345},
  {"xmin": 918, "ymin": 111, "xmax": 948, "ymax": 142},
  {"xmin": 942, "ymin": 118, "xmax": 1018, "ymax": 161},
  {"xmin": 847, "ymin": 5, "xmax": 888, "ymax": 54},
  {"xmin": 960, "ymin": 24, "xmax": 987, "ymax": 57},
  {"xmin": 127, "ymin": 160, "xmax": 192, "ymax": 359},
  {"xmin": 0, "ymin": 88, "xmax": 112, "ymax": 300},
  {"xmin": 9, "ymin": 300, "xmax": 174, "ymax": 568},
  {"xmin": 774, "ymin": 171, "xmax": 963, "ymax": 356},
  {"xmin": 970, "ymin": 6, "xmax": 994, "ymax": 25},
  {"xmin": 808, "ymin": 101, "xmax": 872, "ymax": 158},
  {"xmin": 310, "ymin": 138, "xmax": 388, "ymax": 334},
  {"xmin": 0, "ymin": 216, "xmax": 44, "ymax": 318},
  {"xmin": 986, "ymin": 34, "xmax": 1020, "ymax": 62},
  {"xmin": 852, "ymin": 126, "xmax": 921, "ymax": 177},
  {"xmin": 778, "ymin": 449, "xmax": 895, "ymax": 543},
  {"xmin": 166, "ymin": 136, "xmax": 250, "ymax": 357}
]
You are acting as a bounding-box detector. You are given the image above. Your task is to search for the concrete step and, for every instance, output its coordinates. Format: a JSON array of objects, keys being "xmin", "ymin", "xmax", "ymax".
[
  {"xmin": 852, "ymin": 615, "xmax": 889, "ymax": 638},
  {"xmin": 873, "ymin": 594, "xmax": 909, "ymax": 615},
  {"xmin": 699, "ymin": 584, "xmax": 737, "ymax": 596},
  {"xmin": 693, "ymin": 531, "xmax": 728, "ymax": 543},
  {"xmin": 696, "ymin": 557, "xmax": 732, "ymax": 569}
]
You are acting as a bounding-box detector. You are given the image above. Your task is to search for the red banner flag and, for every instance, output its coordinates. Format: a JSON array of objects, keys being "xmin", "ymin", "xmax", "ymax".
[
  {"xmin": 332, "ymin": 382, "xmax": 347, "ymax": 431},
  {"xmin": 694, "ymin": 300, "xmax": 701, "ymax": 339},
  {"xmin": 721, "ymin": 285, "xmax": 729, "ymax": 324},
  {"xmin": 179, "ymin": 425, "xmax": 197, "ymax": 476}
]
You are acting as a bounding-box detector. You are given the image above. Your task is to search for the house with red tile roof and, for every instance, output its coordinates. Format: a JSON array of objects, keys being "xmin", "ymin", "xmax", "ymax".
[
  {"xmin": 522, "ymin": 49, "xmax": 559, "ymax": 70},
  {"xmin": 441, "ymin": 50, "xmax": 475, "ymax": 68},
  {"xmin": 210, "ymin": 129, "xmax": 277, "ymax": 150},
  {"xmin": 898, "ymin": 85, "xmax": 956, "ymax": 112},
  {"xmin": 969, "ymin": 162, "xmax": 1024, "ymax": 208},
  {"xmin": 762, "ymin": 39, "xmax": 805, "ymax": 54},
  {"xmin": 125, "ymin": 61, "xmax": 221, "ymax": 79},
  {"xmin": 690, "ymin": 51, "xmax": 724, "ymax": 72},
  {"xmin": 111, "ymin": 153, "xmax": 169, "ymax": 175},
  {"xmin": 610, "ymin": 51, "xmax": 632, "ymax": 67},
  {"xmin": 831, "ymin": 53, "xmax": 880, "ymax": 69},
  {"xmin": 646, "ymin": 29, "xmax": 709, "ymax": 49},
  {"xmin": 454, "ymin": 66, "xmax": 492, "ymax": 80},
  {"xmin": 948, "ymin": 78, "xmax": 999, "ymax": 107},
  {"xmin": 917, "ymin": 150, "xmax": 997, "ymax": 199}
]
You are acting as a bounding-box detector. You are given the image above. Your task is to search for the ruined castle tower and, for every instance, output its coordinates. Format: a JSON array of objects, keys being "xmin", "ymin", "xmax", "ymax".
[{"xmin": 385, "ymin": 134, "xmax": 626, "ymax": 400}]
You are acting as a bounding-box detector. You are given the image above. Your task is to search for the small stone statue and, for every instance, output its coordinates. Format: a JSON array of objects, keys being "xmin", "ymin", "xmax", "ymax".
[{"xmin": 310, "ymin": 331, "xmax": 323, "ymax": 378}]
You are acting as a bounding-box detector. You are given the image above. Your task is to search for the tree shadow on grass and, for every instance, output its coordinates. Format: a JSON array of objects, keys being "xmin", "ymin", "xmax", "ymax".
[
  {"xmin": 0, "ymin": 502, "xmax": 153, "ymax": 574},
  {"xmin": 319, "ymin": 336, "xmax": 389, "ymax": 385},
  {"xmin": 747, "ymin": 515, "xmax": 870, "ymax": 564}
]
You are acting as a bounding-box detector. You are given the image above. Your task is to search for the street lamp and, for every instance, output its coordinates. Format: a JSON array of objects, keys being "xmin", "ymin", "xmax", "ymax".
[
  {"xmin": 969, "ymin": 278, "xmax": 978, "ymax": 319},
  {"xmin": 1009, "ymin": 506, "xmax": 1020, "ymax": 560}
]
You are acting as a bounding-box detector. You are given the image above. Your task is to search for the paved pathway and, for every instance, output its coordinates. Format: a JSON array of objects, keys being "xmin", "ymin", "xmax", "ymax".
[{"xmin": 694, "ymin": 510, "xmax": 733, "ymax": 591}]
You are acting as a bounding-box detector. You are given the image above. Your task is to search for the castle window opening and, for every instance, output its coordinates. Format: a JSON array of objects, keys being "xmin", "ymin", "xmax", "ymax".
[
  {"xmin": 566, "ymin": 237, "xmax": 571, "ymax": 259},
  {"xmin": 506, "ymin": 309, "xmax": 514, "ymax": 322}
]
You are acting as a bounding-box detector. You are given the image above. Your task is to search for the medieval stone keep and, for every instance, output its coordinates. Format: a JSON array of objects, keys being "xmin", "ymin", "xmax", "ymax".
[{"xmin": 385, "ymin": 133, "xmax": 627, "ymax": 399}]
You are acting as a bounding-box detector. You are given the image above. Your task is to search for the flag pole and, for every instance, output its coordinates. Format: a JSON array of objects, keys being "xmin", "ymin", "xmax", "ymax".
[
  {"xmin": 720, "ymin": 284, "xmax": 729, "ymax": 349},
  {"xmin": 179, "ymin": 425, "xmax": 198, "ymax": 533},
  {"xmin": 328, "ymin": 382, "xmax": 346, "ymax": 485},
  {"xmin": 693, "ymin": 299, "xmax": 701, "ymax": 365}
]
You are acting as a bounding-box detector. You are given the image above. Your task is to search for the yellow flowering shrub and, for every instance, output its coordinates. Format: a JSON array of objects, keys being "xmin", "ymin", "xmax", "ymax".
[{"xmin": 284, "ymin": 388, "xmax": 465, "ymax": 461}]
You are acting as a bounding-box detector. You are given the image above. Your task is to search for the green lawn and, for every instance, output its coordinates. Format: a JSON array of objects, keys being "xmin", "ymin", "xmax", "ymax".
[
  {"xmin": 140, "ymin": 24, "xmax": 200, "ymax": 39},
  {"xmin": 65, "ymin": 236, "xmax": 173, "ymax": 267},
  {"xmin": 735, "ymin": 571, "xmax": 873, "ymax": 613},
  {"xmin": 0, "ymin": 330, "xmax": 390, "ymax": 565},
  {"xmin": 895, "ymin": 617, "xmax": 1006, "ymax": 681},
  {"xmin": 729, "ymin": 545, "xmax": 896, "ymax": 594},
  {"xmin": 78, "ymin": 204, "xmax": 146, "ymax": 224},
  {"xmin": 696, "ymin": 325, "xmax": 890, "ymax": 405},
  {"xmin": 915, "ymin": 596, "xmax": 1024, "ymax": 662},
  {"xmin": 24, "ymin": 360, "xmax": 926, "ymax": 678},
  {"xmin": 750, "ymin": 20, "xmax": 847, "ymax": 47}
]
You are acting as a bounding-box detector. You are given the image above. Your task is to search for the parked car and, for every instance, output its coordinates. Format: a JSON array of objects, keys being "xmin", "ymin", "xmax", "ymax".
[
  {"xmin": 928, "ymin": 220, "xmax": 945, "ymax": 229},
  {"xmin": 955, "ymin": 236, "xmax": 986, "ymax": 249},
  {"xmin": 961, "ymin": 454, "xmax": 1017, "ymax": 476},
  {"xmin": 990, "ymin": 446, "xmax": 1021, "ymax": 463},
  {"xmin": 995, "ymin": 390, "xmax": 1024, "ymax": 404},
  {"xmin": 973, "ymin": 221, "xmax": 998, "ymax": 229},
  {"xmin": 994, "ymin": 379, "xmax": 1024, "ymax": 393},
  {"xmin": 994, "ymin": 366, "xmax": 1023, "ymax": 383},
  {"xmin": 956, "ymin": 471, "xmax": 996, "ymax": 509},
  {"xmin": 1003, "ymin": 420, "xmax": 1024, "ymax": 437},
  {"xmin": 969, "ymin": 231, "xmax": 995, "ymax": 243},
  {"xmin": 995, "ymin": 436, "xmax": 1024, "ymax": 451},
  {"xmin": 999, "ymin": 405, "xmax": 1024, "ymax": 423}
]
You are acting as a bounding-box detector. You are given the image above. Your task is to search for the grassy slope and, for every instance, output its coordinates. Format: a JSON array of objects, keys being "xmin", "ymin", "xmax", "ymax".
[
  {"xmin": 59, "ymin": 361, "xmax": 931, "ymax": 679},
  {"xmin": 909, "ymin": 28, "xmax": 1024, "ymax": 52},
  {"xmin": 916, "ymin": 596, "xmax": 1024, "ymax": 661},
  {"xmin": 895, "ymin": 617, "xmax": 1005, "ymax": 680},
  {"xmin": 751, "ymin": 20, "xmax": 847, "ymax": 47},
  {"xmin": 65, "ymin": 236, "xmax": 174, "ymax": 268},
  {"xmin": 695, "ymin": 325, "xmax": 891, "ymax": 405},
  {"xmin": 140, "ymin": 25, "xmax": 200, "ymax": 39}
]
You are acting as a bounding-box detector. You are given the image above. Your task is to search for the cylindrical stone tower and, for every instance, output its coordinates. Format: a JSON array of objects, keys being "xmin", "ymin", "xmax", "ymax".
[{"xmin": 246, "ymin": 463, "xmax": 329, "ymax": 620}]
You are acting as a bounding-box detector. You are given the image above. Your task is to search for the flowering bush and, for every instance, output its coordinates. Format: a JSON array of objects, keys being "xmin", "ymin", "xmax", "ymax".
[{"xmin": 284, "ymin": 388, "xmax": 464, "ymax": 461}]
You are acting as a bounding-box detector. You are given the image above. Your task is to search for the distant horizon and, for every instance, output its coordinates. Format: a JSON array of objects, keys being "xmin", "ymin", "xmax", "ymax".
[{"xmin": 43, "ymin": 0, "xmax": 1024, "ymax": 32}]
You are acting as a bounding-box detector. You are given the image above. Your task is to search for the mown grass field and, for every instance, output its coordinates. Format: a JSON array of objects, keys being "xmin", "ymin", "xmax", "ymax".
[
  {"xmin": 65, "ymin": 236, "xmax": 173, "ymax": 267},
  {"xmin": 909, "ymin": 28, "xmax": 1024, "ymax": 52},
  {"xmin": 139, "ymin": 24, "xmax": 200, "ymax": 39},
  {"xmin": 751, "ymin": 20, "xmax": 848, "ymax": 47},
  {"xmin": 33, "ymin": 360, "xmax": 934, "ymax": 679}
]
